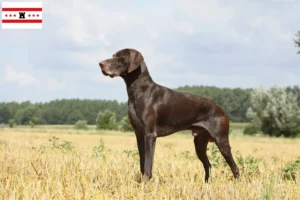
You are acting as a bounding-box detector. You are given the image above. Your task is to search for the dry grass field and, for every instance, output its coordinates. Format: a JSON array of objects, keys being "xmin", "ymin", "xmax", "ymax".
[{"xmin": 0, "ymin": 125, "xmax": 299, "ymax": 199}]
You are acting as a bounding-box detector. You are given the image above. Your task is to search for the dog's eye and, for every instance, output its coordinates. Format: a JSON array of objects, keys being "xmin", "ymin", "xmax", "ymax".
[{"xmin": 113, "ymin": 53, "xmax": 121, "ymax": 59}]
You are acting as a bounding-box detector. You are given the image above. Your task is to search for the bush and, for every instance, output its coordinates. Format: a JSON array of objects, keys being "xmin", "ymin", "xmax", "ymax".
[
  {"xmin": 29, "ymin": 117, "xmax": 37, "ymax": 128},
  {"xmin": 247, "ymin": 86, "xmax": 300, "ymax": 137},
  {"xmin": 120, "ymin": 116, "xmax": 133, "ymax": 132},
  {"xmin": 8, "ymin": 119, "xmax": 15, "ymax": 128},
  {"xmin": 283, "ymin": 157, "xmax": 300, "ymax": 181},
  {"xmin": 96, "ymin": 110, "xmax": 117, "ymax": 130},
  {"xmin": 48, "ymin": 136, "xmax": 74, "ymax": 153},
  {"xmin": 235, "ymin": 151, "xmax": 262, "ymax": 177},
  {"xmin": 243, "ymin": 125, "xmax": 259, "ymax": 135},
  {"xmin": 93, "ymin": 139, "xmax": 105, "ymax": 158},
  {"xmin": 74, "ymin": 120, "xmax": 88, "ymax": 130}
]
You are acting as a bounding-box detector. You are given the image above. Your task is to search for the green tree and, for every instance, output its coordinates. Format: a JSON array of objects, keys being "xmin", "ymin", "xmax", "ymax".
[
  {"xmin": 0, "ymin": 106, "xmax": 11, "ymax": 124},
  {"xmin": 295, "ymin": 30, "xmax": 300, "ymax": 54},
  {"xmin": 66, "ymin": 109, "xmax": 84, "ymax": 124},
  {"xmin": 5, "ymin": 102, "xmax": 20, "ymax": 119},
  {"xmin": 120, "ymin": 116, "xmax": 134, "ymax": 132},
  {"xmin": 15, "ymin": 105, "xmax": 40, "ymax": 125},
  {"xmin": 39, "ymin": 108, "xmax": 61, "ymax": 124},
  {"xmin": 8, "ymin": 119, "xmax": 15, "ymax": 128},
  {"xmin": 29, "ymin": 117, "xmax": 37, "ymax": 128},
  {"xmin": 286, "ymin": 85, "xmax": 300, "ymax": 102},
  {"xmin": 96, "ymin": 110, "xmax": 117, "ymax": 130},
  {"xmin": 247, "ymin": 86, "xmax": 300, "ymax": 137},
  {"xmin": 74, "ymin": 120, "xmax": 88, "ymax": 130}
]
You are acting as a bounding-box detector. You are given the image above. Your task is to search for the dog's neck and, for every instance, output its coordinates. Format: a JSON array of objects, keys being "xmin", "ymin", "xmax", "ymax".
[{"xmin": 122, "ymin": 61, "xmax": 153, "ymax": 99}]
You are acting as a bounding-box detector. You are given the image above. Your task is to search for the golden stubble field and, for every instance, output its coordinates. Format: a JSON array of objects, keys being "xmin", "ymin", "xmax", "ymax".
[{"xmin": 0, "ymin": 126, "xmax": 299, "ymax": 200}]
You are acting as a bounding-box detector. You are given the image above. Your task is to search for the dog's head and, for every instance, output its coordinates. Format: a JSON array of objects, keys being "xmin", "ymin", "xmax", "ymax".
[{"xmin": 99, "ymin": 48, "xmax": 144, "ymax": 78}]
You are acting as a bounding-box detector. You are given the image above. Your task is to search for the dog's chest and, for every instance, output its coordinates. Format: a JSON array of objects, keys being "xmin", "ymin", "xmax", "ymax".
[{"xmin": 128, "ymin": 102, "xmax": 144, "ymax": 129}]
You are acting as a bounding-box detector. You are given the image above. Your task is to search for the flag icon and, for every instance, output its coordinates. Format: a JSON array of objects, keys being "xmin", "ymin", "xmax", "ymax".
[{"xmin": 2, "ymin": 2, "xmax": 42, "ymax": 29}]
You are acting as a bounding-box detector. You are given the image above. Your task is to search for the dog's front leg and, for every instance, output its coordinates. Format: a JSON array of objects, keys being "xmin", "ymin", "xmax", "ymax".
[
  {"xmin": 135, "ymin": 132, "xmax": 145, "ymax": 175},
  {"xmin": 143, "ymin": 132, "xmax": 157, "ymax": 179}
]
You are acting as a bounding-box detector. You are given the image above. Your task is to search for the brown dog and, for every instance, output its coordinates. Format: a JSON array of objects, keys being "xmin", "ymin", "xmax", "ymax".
[{"xmin": 99, "ymin": 48, "xmax": 240, "ymax": 182}]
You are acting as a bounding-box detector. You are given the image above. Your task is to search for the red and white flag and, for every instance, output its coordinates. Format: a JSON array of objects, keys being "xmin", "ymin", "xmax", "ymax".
[{"xmin": 2, "ymin": 2, "xmax": 42, "ymax": 29}]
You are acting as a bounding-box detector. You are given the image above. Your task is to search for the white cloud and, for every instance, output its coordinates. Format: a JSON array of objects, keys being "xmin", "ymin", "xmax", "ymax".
[
  {"xmin": 48, "ymin": 0, "xmax": 137, "ymax": 48},
  {"xmin": 69, "ymin": 49, "xmax": 113, "ymax": 68},
  {"xmin": 140, "ymin": 47, "xmax": 178, "ymax": 71},
  {"xmin": 279, "ymin": 32, "xmax": 293, "ymax": 41},
  {"xmin": 92, "ymin": 74, "xmax": 120, "ymax": 84},
  {"xmin": 4, "ymin": 65, "xmax": 40, "ymax": 86},
  {"xmin": 47, "ymin": 78, "xmax": 67, "ymax": 90},
  {"xmin": 0, "ymin": 0, "xmax": 299, "ymax": 102},
  {"xmin": 250, "ymin": 16, "xmax": 272, "ymax": 29},
  {"xmin": 176, "ymin": 21, "xmax": 194, "ymax": 35},
  {"xmin": 249, "ymin": 16, "xmax": 290, "ymax": 40},
  {"xmin": 173, "ymin": 0, "xmax": 249, "ymax": 44},
  {"xmin": 176, "ymin": 0, "xmax": 235, "ymax": 24}
]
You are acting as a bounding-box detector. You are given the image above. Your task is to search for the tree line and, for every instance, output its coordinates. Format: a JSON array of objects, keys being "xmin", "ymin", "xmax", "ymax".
[
  {"xmin": 0, "ymin": 86, "xmax": 254, "ymax": 125},
  {"xmin": 0, "ymin": 99, "xmax": 127, "ymax": 125},
  {"xmin": 1, "ymin": 85, "xmax": 300, "ymax": 126}
]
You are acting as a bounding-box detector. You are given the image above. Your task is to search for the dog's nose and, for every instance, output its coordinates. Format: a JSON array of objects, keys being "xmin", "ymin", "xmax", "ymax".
[{"xmin": 99, "ymin": 61, "xmax": 105, "ymax": 68}]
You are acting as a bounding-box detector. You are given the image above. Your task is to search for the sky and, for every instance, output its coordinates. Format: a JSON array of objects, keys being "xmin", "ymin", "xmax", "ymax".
[{"xmin": 0, "ymin": 0, "xmax": 299, "ymax": 103}]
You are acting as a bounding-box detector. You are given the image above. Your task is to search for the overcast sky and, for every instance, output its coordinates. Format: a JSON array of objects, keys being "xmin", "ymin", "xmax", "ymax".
[{"xmin": 0, "ymin": 0, "xmax": 299, "ymax": 103}]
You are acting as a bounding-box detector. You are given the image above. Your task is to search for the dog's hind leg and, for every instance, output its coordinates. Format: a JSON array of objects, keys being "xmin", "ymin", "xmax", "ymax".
[
  {"xmin": 215, "ymin": 137, "xmax": 240, "ymax": 179},
  {"xmin": 193, "ymin": 128, "xmax": 212, "ymax": 183},
  {"xmin": 209, "ymin": 117, "xmax": 240, "ymax": 180}
]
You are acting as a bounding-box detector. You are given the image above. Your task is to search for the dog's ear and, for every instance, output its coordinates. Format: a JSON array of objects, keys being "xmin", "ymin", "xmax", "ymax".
[{"xmin": 128, "ymin": 50, "xmax": 144, "ymax": 73}]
